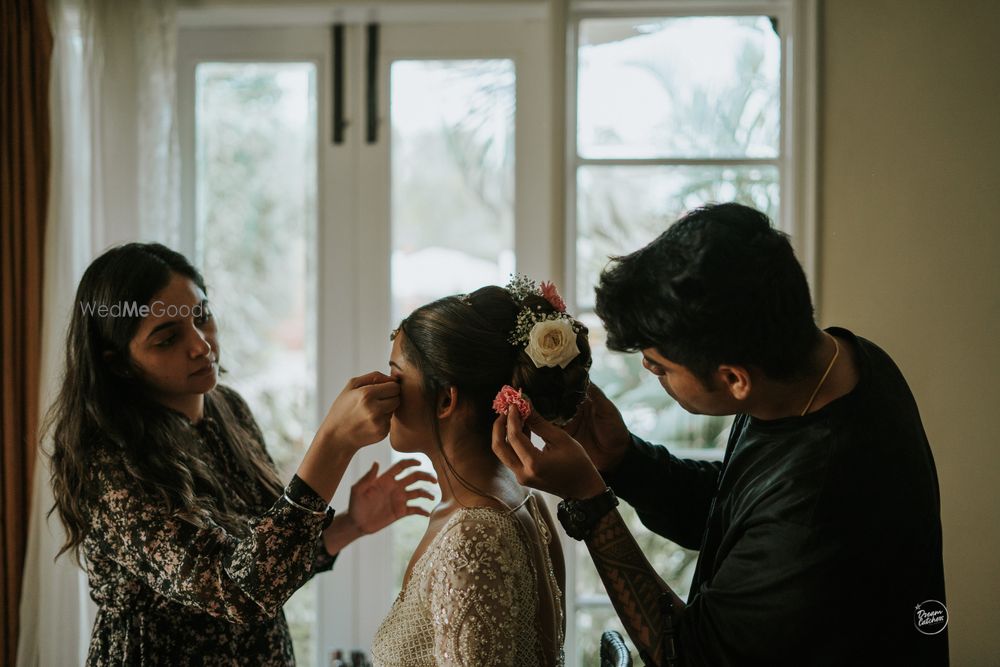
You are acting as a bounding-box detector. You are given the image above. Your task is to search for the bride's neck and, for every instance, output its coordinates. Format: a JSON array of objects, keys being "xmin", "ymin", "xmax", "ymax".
[{"xmin": 429, "ymin": 431, "xmax": 521, "ymax": 510}]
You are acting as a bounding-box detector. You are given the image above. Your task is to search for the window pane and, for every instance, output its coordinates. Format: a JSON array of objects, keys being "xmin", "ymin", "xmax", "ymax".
[
  {"xmin": 575, "ymin": 163, "xmax": 771, "ymax": 447},
  {"xmin": 578, "ymin": 16, "xmax": 781, "ymax": 159},
  {"xmin": 574, "ymin": 604, "xmax": 630, "ymax": 667},
  {"xmin": 196, "ymin": 62, "xmax": 318, "ymax": 667},
  {"xmin": 388, "ymin": 59, "xmax": 516, "ymax": 596},
  {"xmin": 576, "ymin": 164, "xmax": 779, "ymax": 312},
  {"xmin": 576, "ymin": 162, "xmax": 773, "ymax": 450},
  {"xmin": 390, "ymin": 59, "xmax": 516, "ymax": 325}
]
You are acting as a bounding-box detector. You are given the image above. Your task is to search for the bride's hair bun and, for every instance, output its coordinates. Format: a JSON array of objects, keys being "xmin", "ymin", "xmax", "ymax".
[{"xmin": 396, "ymin": 285, "xmax": 591, "ymax": 434}]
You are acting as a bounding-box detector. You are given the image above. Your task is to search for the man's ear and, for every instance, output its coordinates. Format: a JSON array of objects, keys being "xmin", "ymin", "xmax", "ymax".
[
  {"xmin": 437, "ymin": 386, "xmax": 459, "ymax": 419},
  {"xmin": 717, "ymin": 364, "xmax": 751, "ymax": 401}
]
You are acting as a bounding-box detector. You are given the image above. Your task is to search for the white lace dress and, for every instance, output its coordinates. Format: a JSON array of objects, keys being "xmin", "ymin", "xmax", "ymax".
[{"xmin": 371, "ymin": 495, "xmax": 564, "ymax": 666}]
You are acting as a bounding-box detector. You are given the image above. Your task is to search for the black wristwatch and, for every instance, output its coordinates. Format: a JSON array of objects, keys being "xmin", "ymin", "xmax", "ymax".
[{"xmin": 557, "ymin": 487, "xmax": 618, "ymax": 541}]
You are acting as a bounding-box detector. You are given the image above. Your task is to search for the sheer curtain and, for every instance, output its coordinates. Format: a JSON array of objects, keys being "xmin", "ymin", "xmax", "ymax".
[{"xmin": 16, "ymin": 0, "xmax": 178, "ymax": 664}]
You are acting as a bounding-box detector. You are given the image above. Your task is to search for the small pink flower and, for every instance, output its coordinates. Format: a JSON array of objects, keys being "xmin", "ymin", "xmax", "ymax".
[
  {"xmin": 492, "ymin": 385, "xmax": 532, "ymax": 419},
  {"xmin": 540, "ymin": 281, "xmax": 567, "ymax": 313}
]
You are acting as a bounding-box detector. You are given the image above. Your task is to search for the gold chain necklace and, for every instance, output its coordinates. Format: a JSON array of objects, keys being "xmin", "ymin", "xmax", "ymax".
[{"xmin": 800, "ymin": 333, "xmax": 840, "ymax": 416}]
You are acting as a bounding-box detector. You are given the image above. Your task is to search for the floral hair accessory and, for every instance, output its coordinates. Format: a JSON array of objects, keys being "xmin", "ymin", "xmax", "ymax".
[
  {"xmin": 493, "ymin": 385, "xmax": 532, "ymax": 418},
  {"xmin": 525, "ymin": 318, "xmax": 580, "ymax": 369},
  {"xmin": 505, "ymin": 274, "xmax": 583, "ymax": 369},
  {"xmin": 539, "ymin": 281, "xmax": 566, "ymax": 313}
]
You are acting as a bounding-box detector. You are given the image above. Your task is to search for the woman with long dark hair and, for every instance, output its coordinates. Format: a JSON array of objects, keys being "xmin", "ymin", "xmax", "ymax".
[
  {"xmin": 371, "ymin": 278, "xmax": 591, "ymax": 666},
  {"xmin": 47, "ymin": 242, "xmax": 434, "ymax": 665}
]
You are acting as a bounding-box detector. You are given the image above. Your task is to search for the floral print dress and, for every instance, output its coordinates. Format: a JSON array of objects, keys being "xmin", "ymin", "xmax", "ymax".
[{"xmin": 81, "ymin": 386, "xmax": 335, "ymax": 666}]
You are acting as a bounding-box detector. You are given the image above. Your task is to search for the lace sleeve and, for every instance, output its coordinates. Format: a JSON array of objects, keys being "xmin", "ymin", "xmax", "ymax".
[
  {"xmin": 428, "ymin": 514, "xmax": 531, "ymax": 667},
  {"xmin": 86, "ymin": 453, "xmax": 333, "ymax": 625}
]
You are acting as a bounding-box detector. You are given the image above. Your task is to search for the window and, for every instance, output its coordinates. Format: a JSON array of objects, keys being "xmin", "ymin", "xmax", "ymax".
[
  {"xmin": 178, "ymin": 4, "xmax": 814, "ymax": 664},
  {"xmin": 180, "ymin": 14, "xmax": 552, "ymax": 665},
  {"xmin": 564, "ymin": 3, "xmax": 815, "ymax": 664}
]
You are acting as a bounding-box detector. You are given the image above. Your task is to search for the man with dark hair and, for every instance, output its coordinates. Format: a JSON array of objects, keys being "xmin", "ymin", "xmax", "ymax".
[{"xmin": 492, "ymin": 203, "xmax": 948, "ymax": 666}]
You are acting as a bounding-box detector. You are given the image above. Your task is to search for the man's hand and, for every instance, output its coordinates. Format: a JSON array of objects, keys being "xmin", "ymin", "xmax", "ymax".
[
  {"xmin": 563, "ymin": 384, "xmax": 632, "ymax": 473},
  {"xmin": 492, "ymin": 407, "xmax": 606, "ymax": 500}
]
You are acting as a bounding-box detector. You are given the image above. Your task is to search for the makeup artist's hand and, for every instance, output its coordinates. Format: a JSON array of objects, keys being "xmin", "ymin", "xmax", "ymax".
[
  {"xmin": 347, "ymin": 459, "xmax": 437, "ymax": 534},
  {"xmin": 319, "ymin": 371, "xmax": 401, "ymax": 450}
]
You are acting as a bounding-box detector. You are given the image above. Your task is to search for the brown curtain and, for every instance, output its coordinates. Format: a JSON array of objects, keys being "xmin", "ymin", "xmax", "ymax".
[{"xmin": 1, "ymin": 0, "xmax": 52, "ymax": 663}]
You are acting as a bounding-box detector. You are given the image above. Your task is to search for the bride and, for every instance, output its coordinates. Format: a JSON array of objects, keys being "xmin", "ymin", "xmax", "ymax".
[{"xmin": 371, "ymin": 278, "xmax": 591, "ymax": 666}]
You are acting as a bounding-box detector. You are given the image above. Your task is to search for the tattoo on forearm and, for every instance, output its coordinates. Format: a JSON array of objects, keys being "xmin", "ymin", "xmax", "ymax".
[{"xmin": 586, "ymin": 510, "xmax": 681, "ymax": 666}]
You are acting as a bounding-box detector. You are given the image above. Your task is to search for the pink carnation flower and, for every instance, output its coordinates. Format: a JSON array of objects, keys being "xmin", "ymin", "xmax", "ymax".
[
  {"xmin": 540, "ymin": 281, "xmax": 567, "ymax": 313},
  {"xmin": 492, "ymin": 385, "xmax": 532, "ymax": 419}
]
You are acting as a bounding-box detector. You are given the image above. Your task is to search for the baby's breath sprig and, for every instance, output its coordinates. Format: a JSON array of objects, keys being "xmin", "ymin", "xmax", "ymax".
[{"xmin": 504, "ymin": 274, "xmax": 539, "ymax": 303}]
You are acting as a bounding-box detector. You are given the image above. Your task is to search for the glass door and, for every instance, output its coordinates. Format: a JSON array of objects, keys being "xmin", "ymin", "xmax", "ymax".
[
  {"xmin": 180, "ymin": 15, "xmax": 552, "ymax": 665},
  {"xmin": 343, "ymin": 17, "xmax": 553, "ymax": 655},
  {"xmin": 179, "ymin": 26, "xmax": 327, "ymax": 667}
]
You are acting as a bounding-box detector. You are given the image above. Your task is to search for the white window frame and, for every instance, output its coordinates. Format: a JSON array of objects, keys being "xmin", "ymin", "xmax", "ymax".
[
  {"xmin": 561, "ymin": 2, "xmax": 818, "ymax": 664},
  {"xmin": 564, "ymin": 0, "xmax": 819, "ymax": 307}
]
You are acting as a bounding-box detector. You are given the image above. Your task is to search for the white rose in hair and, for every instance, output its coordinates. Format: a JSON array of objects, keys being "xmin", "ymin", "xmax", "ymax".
[{"xmin": 525, "ymin": 319, "xmax": 580, "ymax": 369}]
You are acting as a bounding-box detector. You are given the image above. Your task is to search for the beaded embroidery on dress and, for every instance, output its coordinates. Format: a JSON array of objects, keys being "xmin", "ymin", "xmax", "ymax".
[{"xmin": 372, "ymin": 494, "xmax": 564, "ymax": 666}]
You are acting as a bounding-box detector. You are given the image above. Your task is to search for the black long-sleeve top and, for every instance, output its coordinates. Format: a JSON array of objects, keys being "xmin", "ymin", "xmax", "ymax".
[
  {"xmin": 604, "ymin": 328, "xmax": 948, "ymax": 666},
  {"xmin": 82, "ymin": 385, "xmax": 337, "ymax": 666}
]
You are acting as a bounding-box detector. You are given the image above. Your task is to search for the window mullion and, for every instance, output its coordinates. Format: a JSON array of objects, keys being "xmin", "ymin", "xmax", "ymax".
[{"xmin": 577, "ymin": 157, "xmax": 781, "ymax": 167}]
